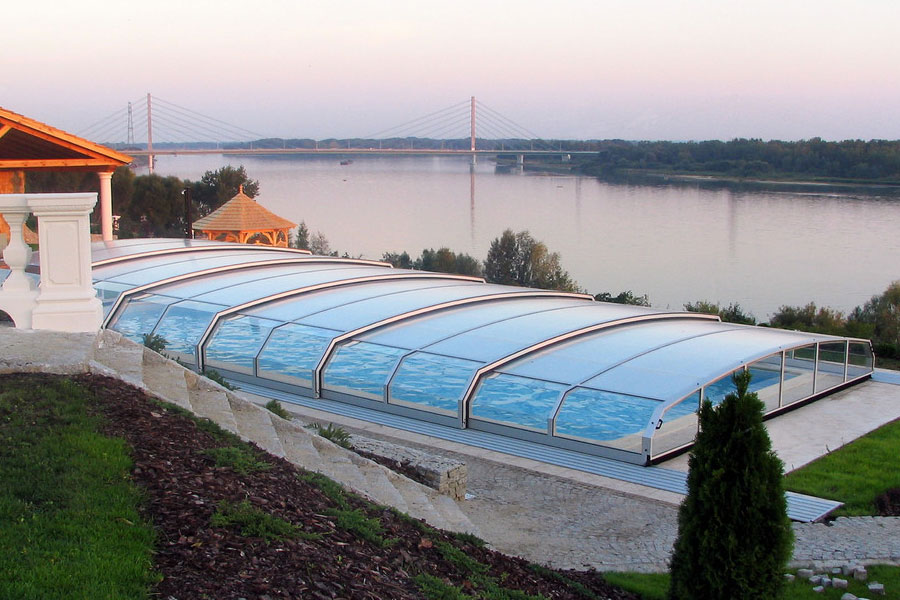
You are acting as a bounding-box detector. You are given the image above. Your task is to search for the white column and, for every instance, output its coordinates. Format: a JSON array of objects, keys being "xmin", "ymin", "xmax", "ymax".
[
  {"xmin": 0, "ymin": 195, "xmax": 39, "ymax": 328},
  {"xmin": 28, "ymin": 193, "xmax": 103, "ymax": 332},
  {"xmin": 99, "ymin": 171, "xmax": 113, "ymax": 241}
]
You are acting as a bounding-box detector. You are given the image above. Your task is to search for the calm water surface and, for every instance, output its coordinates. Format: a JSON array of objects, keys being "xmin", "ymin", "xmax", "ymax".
[{"xmin": 152, "ymin": 154, "xmax": 900, "ymax": 321}]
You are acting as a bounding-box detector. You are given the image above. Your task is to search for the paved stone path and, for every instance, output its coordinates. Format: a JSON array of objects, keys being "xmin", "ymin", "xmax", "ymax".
[
  {"xmin": 2, "ymin": 327, "xmax": 898, "ymax": 573},
  {"xmin": 301, "ymin": 417, "xmax": 900, "ymax": 573}
]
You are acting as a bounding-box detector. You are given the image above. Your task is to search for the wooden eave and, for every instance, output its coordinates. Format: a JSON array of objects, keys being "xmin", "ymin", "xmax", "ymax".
[{"xmin": 0, "ymin": 106, "xmax": 132, "ymax": 171}]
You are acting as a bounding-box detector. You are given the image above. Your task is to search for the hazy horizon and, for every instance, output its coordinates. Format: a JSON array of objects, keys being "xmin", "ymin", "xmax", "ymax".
[{"xmin": 4, "ymin": 1, "xmax": 899, "ymax": 143}]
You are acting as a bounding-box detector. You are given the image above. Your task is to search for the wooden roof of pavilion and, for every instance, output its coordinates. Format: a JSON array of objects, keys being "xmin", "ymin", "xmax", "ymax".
[
  {"xmin": 192, "ymin": 186, "xmax": 297, "ymax": 233},
  {"xmin": 0, "ymin": 106, "xmax": 133, "ymax": 172}
]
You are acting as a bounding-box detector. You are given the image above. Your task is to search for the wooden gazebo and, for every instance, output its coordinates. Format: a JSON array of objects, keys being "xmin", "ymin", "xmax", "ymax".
[
  {"xmin": 0, "ymin": 106, "xmax": 132, "ymax": 242},
  {"xmin": 192, "ymin": 185, "xmax": 296, "ymax": 247}
]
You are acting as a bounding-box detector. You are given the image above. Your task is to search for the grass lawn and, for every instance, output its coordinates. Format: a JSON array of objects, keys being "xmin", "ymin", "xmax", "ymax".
[
  {"xmin": 605, "ymin": 566, "xmax": 900, "ymax": 600},
  {"xmin": 783, "ymin": 417, "xmax": 900, "ymax": 516},
  {"xmin": 0, "ymin": 375, "xmax": 158, "ymax": 600}
]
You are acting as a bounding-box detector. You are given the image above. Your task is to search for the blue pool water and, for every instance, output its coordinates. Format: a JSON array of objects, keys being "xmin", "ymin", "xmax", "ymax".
[{"xmin": 324, "ymin": 342, "xmax": 406, "ymax": 399}]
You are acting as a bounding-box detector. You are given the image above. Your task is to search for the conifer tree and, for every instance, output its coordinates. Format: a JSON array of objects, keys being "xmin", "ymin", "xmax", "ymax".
[{"xmin": 668, "ymin": 370, "xmax": 793, "ymax": 600}]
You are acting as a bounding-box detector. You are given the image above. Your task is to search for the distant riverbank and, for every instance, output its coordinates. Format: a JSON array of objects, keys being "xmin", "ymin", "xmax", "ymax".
[{"xmin": 582, "ymin": 169, "xmax": 900, "ymax": 192}]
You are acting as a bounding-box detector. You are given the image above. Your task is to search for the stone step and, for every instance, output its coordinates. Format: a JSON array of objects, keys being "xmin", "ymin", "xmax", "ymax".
[
  {"xmin": 309, "ymin": 436, "xmax": 372, "ymax": 491},
  {"xmin": 228, "ymin": 396, "xmax": 286, "ymax": 458},
  {"xmin": 92, "ymin": 330, "xmax": 145, "ymax": 385},
  {"xmin": 270, "ymin": 417, "xmax": 328, "ymax": 473},
  {"xmin": 139, "ymin": 349, "xmax": 192, "ymax": 411},
  {"xmin": 185, "ymin": 379, "xmax": 239, "ymax": 435},
  {"xmin": 352, "ymin": 460, "xmax": 410, "ymax": 514},
  {"xmin": 431, "ymin": 494, "xmax": 481, "ymax": 537},
  {"xmin": 390, "ymin": 474, "xmax": 450, "ymax": 531}
]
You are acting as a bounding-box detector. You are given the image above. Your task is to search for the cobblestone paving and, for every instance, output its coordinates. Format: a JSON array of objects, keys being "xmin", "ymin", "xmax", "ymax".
[
  {"xmin": 462, "ymin": 458, "xmax": 678, "ymax": 572},
  {"xmin": 792, "ymin": 516, "xmax": 900, "ymax": 570},
  {"xmin": 458, "ymin": 456, "xmax": 900, "ymax": 573}
]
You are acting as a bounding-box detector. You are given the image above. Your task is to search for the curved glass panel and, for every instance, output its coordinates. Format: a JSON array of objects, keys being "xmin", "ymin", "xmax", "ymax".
[
  {"xmin": 650, "ymin": 391, "xmax": 700, "ymax": 457},
  {"xmin": 257, "ymin": 323, "xmax": 341, "ymax": 387},
  {"xmin": 109, "ymin": 293, "xmax": 180, "ymax": 342},
  {"xmin": 389, "ymin": 353, "xmax": 481, "ymax": 414},
  {"xmin": 424, "ymin": 303, "xmax": 641, "ymax": 363},
  {"xmin": 247, "ymin": 280, "xmax": 475, "ymax": 323},
  {"xmin": 362, "ymin": 297, "xmax": 589, "ymax": 352},
  {"xmin": 816, "ymin": 341, "xmax": 847, "ymax": 393},
  {"xmin": 153, "ymin": 300, "xmax": 224, "ymax": 360},
  {"xmin": 93, "ymin": 249, "xmax": 297, "ymax": 285},
  {"xmin": 748, "ymin": 354, "xmax": 785, "ymax": 412},
  {"xmin": 555, "ymin": 388, "xmax": 666, "ymax": 453},
  {"xmin": 470, "ymin": 373, "xmax": 565, "ymax": 431},
  {"xmin": 94, "ymin": 281, "xmax": 132, "ymax": 314},
  {"xmin": 323, "ymin": 342, "xmax": 407, "ymax": 400},
  {"xmin": 205, "ymin": 315, "xmax": 282, "ymax": 374},
  {"xmin": 783, "ymin": 344, "xmax": 816, "ymax": 405},
  {"xmin": 191, "ymin": 265, "xmax": 382, "ymax": 306},
  {"xmin": 703, "ymin": 363, "xmax": 786, "ymax": 408},
  {"xmin": 848, "ymin": 341, "xmax": 873, "ymax": 378}
]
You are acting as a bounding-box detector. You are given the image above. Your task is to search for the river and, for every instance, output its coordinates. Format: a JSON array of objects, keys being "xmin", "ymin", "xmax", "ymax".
[{"xmin": 151, "ymin": 154, "xmax": 900, "ymax": 321}]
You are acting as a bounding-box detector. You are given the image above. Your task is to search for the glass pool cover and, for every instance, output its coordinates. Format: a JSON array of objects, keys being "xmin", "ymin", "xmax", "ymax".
[{"xmin": 93, "ymin": 239, "xmax": 875, "ymax": 464}]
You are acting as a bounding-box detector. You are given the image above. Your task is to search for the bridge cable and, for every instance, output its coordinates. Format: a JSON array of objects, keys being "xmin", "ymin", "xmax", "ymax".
[{"xmin": 364, "ymin": 99, "xmax": 470, "ymax": 139}]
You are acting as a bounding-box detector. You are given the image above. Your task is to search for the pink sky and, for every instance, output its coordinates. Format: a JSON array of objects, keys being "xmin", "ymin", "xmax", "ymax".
[{"xmin": 3, "ymin": 0, "xmax": 899, "ymax": 141}]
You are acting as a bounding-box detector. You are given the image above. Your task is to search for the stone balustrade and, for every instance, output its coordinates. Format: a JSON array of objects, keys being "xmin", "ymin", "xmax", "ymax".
[{"xmin": 0, "ymin": 193, "xmax": 102, "ymax": 332}]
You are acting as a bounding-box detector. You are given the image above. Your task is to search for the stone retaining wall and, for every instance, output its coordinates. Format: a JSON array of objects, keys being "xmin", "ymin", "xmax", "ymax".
[{"xmin": 350, "ymin": 435, "xmax": 467, "ymax": 500}]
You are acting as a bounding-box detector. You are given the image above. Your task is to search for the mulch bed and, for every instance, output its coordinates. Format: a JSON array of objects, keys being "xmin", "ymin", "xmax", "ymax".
[{"xmin": 63, "ymin": 373, "xmax": 638, "ymax": 599}]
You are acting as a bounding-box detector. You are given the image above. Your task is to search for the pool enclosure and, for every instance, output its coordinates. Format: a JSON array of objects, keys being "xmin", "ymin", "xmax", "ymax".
[{"xmin": 93, "ymin": 239, "xmax": 875, "ymax": 465}]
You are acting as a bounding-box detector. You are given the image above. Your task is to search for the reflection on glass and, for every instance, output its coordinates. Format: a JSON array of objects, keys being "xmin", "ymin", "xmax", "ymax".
[
  {"xmin": 257, "ymin": 323, "xmax": 340, "ymax": 388},
  {"xmin": 153, "ymin": 300, "xmax": 222, "ymax": 360},
  {"xmin": 206, "ymin": 315, "xmax": 278, "ymax": 373},
  {"xmin": 816, "ymin": 341, "xmax": 846, "ymax": 393},
  {"xmin": 390, "ymin": 353, "xmax": 480, "ymax": 414},
  {"xmin": 110, "ymin": 294, "xmax": 178, "ymax": 342},
  {"xmin": 704, "ymin": 363, "xmax": 786, "ymax": 410},
  {"xmin": 470, "ymin": 374, "xmax": 565, "ymax": 431},
  {"xmin": 650, "ymin": 391, "xmax": 700, "ymax": 457},
  {"xmin": 783, "ymin": 344, "xmax": 816, "ymax": 405},
  {"xmin": 747, "ymin": 354, "xmax": 784, "ymax": 411},
  {"xmin": 94, "ymin": 281, "xmax": 132, "ymax": 315},
  {"xmin": 324, "ymin": 341, "xmax": 406, "ymax": 400},
  {"xmin": 848, "ymin": 342, "xmax": 874, "ymax": 378},
  {"xmin": 555, "ymin": 388, "xmax": 673, "ymax": 453}
]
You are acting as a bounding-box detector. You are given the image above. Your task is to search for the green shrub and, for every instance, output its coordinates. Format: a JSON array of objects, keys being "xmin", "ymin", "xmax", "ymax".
[
  {"xmin": 668, "ymin": 370, "xmax": 792, "ymax": 600},
  {"xmin": 265, "ymin": 399, "xmax": 292, "ymax": 420},
  {"xmin": 307, "ymin": 422, "xmax": 353, "ymax": 449},
  {"xmin": 141, "ymin": 332, "xmax": 168, "ymax": 353},
  {"xmin": 326, "ymin": 507, "xmax": 395, "ymax": 547},
  {"xmin": 202, "ymin": 367, "xmax": 238, "ymax": 390},
  {"xmin": 210, "ymin": 499, "xmax": 317, "ymax": 542},
  {"xmin": 201, "ymin": 445, "xmax": 272, "ymax": 475}
]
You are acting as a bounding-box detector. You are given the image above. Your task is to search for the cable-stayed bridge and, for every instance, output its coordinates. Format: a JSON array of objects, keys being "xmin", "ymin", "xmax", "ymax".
[{"xmin": 79, "ymin": 94, "xmax": 596, "ymax": 171}]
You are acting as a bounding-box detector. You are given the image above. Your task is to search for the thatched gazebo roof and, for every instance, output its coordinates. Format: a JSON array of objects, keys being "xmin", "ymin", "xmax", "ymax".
[{"xmin": 192, "ymin": 185, "xmax": 296, "ymax": 247}]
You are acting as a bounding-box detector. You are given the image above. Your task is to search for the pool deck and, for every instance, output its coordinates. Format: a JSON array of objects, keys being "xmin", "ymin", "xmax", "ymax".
[{"xmin": 664, "ymin": 371, "xmax": 900, "ymax": 474}]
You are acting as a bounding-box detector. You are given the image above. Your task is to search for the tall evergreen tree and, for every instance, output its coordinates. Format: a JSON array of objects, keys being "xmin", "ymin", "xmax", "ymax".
[{"xmin": 668, "ymin": 370, "xmax": 793, "ymax": 600}]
